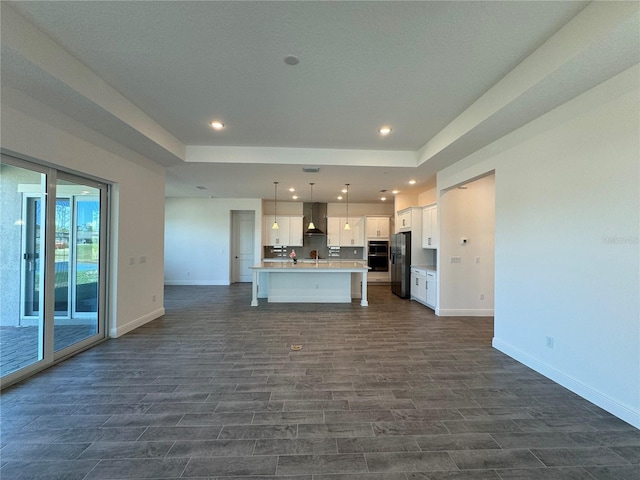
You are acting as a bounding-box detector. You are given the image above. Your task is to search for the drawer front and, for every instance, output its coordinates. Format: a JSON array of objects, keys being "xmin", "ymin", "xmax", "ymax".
[{"xmin": 411, "ymin": 268, "xmax": 426, "ymax": 277}]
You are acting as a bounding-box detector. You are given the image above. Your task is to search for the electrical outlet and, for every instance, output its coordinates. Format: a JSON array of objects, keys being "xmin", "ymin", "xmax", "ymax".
[
  {"xmin": 546, "ymin": 336, "xmax": 554, "ymax": 349},
  {"xmin": 450, "ymin": 256, "xmax": 462, "ymax": 263},
  {"xmin": 475, "ymin": 256, "xmax": 480, "ymax": 263},
  {"xmin": 480, "ymin": 293, "xmax": 484, "ymax": 300},
  {"xmin": 128, "ymin": 257, "xmax": 135, "ymax": 265},
  {"xmin": 152, "ymin": 295, "xmax": 157, "ymax": 302}
]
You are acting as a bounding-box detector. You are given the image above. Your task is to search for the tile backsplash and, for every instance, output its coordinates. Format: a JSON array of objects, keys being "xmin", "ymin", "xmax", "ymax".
[{"xmin": 264, "ymin": 238, "xmax": 364, "ymax": 261}]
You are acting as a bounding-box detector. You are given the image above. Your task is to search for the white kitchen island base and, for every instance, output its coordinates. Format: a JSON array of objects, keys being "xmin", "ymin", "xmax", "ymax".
[{"xmin": 251, "ymin": 261, "xmax": 369, "ymax": 307}]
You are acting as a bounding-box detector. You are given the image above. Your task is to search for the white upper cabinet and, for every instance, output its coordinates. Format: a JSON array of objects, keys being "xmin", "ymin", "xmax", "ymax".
[
  {"xmin": 343, "ymin": 216, "xmax": 365, "ymax": 247},
  {"xmin": 327, "ymin": 216, "xmax": 364, "ymax": 246},
  {"xmin": 397, "ymin": 207, "xmax": 421, "ymax": 233},
  {"xmin": 289, "ymin": 216, "xmax": 304, "ymax": 246},
  {"xmin": 326, "ymin": 217, "xmax": 341, "ymax": 246},
  {"xmin": 263, "ymin": 215, "xmax": 286, "ymax": 246},
  {"xmin": 365, "ymin": 216, "xmax": 390, "ymax": 239},
  {"xmin": 422, "ymin": 204, "xmax": 438, "ymax": 249},
  {"xmin": 263, "ymin": 215, "xmax": 303, "ymax": 246}
]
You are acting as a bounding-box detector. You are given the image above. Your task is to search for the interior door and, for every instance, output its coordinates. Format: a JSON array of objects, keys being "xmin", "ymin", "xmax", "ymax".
[{"xmin": 232, "ymin": 211, "xmax": 255, "ymax": 283}]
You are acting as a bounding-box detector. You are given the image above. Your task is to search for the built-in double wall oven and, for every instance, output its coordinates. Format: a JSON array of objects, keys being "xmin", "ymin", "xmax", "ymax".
[{"xmin": 367, "ymin": 240, "xmax": 389, "ymax": 272}]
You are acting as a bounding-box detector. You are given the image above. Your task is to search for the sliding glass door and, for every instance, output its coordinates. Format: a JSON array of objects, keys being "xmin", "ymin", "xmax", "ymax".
[{"xmin": 0, "ymin": 155, "xmax": 108, "ymax": 383}]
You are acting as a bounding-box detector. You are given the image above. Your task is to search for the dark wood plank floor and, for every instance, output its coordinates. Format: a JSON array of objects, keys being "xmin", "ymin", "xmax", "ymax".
[{"xmin": 1, "ymin": 284, "xmax": 637, "ymax": 479}]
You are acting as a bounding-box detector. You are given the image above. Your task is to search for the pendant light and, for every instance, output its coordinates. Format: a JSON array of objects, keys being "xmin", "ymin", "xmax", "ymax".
[
  {"xmin": 272, "ymin": 182, "xmax": 279, "ymax": 230},
  {"xmin": 344, "ymin": 183, "xmax": 351, "ymax": 230},
  {"xmin": 308, "ymin": 183, "xmax": 316, "ymax": 230}
]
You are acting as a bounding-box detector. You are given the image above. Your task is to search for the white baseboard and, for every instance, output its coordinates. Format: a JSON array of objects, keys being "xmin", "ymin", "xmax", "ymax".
[
  {"xmin": 164, "ymin": 280, "xmax": 230, "ymax": 286},
  {"xmin": 436, "ymin": 308, "xmax": 494, "ymax": 317},
  {"xmin": 493, "ymin": 337, "xmax": 640, "ymax": 429},
  {"xmin": 110, "ymin": 307, "xmax": 165, "ymax": 338}
]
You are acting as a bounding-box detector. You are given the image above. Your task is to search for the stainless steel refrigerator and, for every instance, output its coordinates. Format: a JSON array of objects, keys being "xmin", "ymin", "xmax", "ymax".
[{"xmin": 391, "ymin": 231, "xmax": 411, "ymax": 298}]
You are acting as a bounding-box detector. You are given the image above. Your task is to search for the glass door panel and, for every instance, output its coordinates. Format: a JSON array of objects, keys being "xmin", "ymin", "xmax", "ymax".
[
  {"xmin": 75, "ymin": 197, "xmax": 100, "ymax": 313},
  {"xmin": 54, "ymin": 198, "xmax": 71, "ymax": 317},
  {"xmin": 54, "ymin": 178, "xmax": 102, "ymax": 353},
  {"xmin": 0, "ymin": 162, "xmax": 47, "ymax": 376}
]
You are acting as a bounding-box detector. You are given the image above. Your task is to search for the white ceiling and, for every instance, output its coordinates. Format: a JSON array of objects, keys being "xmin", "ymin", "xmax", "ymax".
[{"xmin": 2, "ymin": 1, "xmax": 638, "ymax": 203}]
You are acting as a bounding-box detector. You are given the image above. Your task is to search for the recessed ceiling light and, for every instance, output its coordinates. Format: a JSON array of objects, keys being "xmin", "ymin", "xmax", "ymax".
[
  {"xmin": 379, "ymin": 126, "xmax": 392, "ymax": 136},
  {"xmin": 337, "ymin": 195, "xmax": 343, "ymax": 200},
  {"xmin": 288, "ymin": 187, "xmax": 296, "ymax": 192},
  {"xmin": 196, "ymin": 185, "xmax": 207, "ymax": 190},
  {"xmin": 341, "ymin": 188, "xmax": 348, "ymax": 194},
  {"xmin": 284, "ymin": 55, "xmax": 300, "ymax": 66},
  {"xmin": 408, "ymin": 179, "xmax": 417, "ymax": 185},
  {"xmin": 380, "ymin": 197, "xmax": 387, "ymax": 201},
  {"xmin": 292, "ymin": 195, "xmax": 298, "ymax": 200},
  {"xmin": 210, "ymin": 121, "xmax": 225, "ymax": 130},
  {"xmin": 392, "ymin": 190, "xmax": 399, "ymax": 194}
]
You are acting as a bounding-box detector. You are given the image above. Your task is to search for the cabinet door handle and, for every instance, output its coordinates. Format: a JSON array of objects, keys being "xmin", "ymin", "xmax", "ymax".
[{"xmin": 415, "ymin": 278, "xmax": 419, "ymax": 286}]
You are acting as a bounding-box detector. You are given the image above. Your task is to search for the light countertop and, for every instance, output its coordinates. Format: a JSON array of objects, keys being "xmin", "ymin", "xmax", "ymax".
[
  {"xmin": 411, "ymin": 264, "xmax": 437, "ymax": 272},
  {"xmin": 253, "ymin": 260, "xmax": 369, "ymax": 271}
]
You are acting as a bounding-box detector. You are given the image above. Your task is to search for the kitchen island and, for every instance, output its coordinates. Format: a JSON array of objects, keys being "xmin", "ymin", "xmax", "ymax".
[{"xmin": 250, "ymin": 261, "xmax": 370, "ymax": 306}]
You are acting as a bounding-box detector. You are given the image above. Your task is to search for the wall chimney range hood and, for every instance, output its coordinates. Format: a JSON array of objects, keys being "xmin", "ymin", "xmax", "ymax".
[{"xmin": 303, "ymin": 202, "xmax": 327, "ymax": 235}]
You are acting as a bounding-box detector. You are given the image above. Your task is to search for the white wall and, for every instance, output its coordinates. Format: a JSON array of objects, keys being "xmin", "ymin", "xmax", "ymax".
[
  {"xmin": 418, "ymin": 187, "xmax": 437, "ymax": 206},
  {"xmin": 394, "ymin": 193, "xmax": 419, "ymax": 213},
  {"xmin": 164, "ymin": 197, "xmax": 263, "ymax": 285},
  {"xmin": 438, "ymin": 174, "xmax": 495, "ymax": 316},
  {"xmin": 327, "ymin": 202, "xmax": 394, "ymax": 217},
  {"xmin": 1, "ymin": 87, "xmax": 167, "ymax": 338},
  {"xmin": 438, "ymin": 66, "xmax": 640, "ymax": 428},
  {"xmin": 263, "ymin": 200, "xmax": 303, "ymax": 216},
  {"xmin": 262, "ymin": 200, "xmax": 394, "ymax": 217}
]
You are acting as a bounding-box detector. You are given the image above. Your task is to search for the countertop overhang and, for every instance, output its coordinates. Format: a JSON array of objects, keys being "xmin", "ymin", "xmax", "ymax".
[{"xmin": 252, "ymin": 261, "xmax": 369, "ymax": 271}]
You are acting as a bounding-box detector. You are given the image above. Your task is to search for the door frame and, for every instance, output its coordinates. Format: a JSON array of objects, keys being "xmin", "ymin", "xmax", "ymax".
[{"xmin": 0, "ymin": 153, "xmax": 110, "ymax": 389}]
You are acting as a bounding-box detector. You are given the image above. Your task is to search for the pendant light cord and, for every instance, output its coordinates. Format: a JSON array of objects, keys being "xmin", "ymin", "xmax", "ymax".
[
  {"xmin": 344, "ymin": 183, "xmax": 350, "ymax": 230},
  {"xmin": 272, "ymin": 182, "xmax": 279, "ymax": 230}
]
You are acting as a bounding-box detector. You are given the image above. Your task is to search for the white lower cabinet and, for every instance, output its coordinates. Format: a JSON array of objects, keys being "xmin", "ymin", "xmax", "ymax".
[
  {"xmin": 411, "ymin": 266, "xmax": 437, "ymax": 310},
  {"xmin": 410, "ymin": 268, "xmax": 427, "ymax": 305},
  {"xmin": 426, "ymin": 270, "xmax": 437, "ymax": 308}
]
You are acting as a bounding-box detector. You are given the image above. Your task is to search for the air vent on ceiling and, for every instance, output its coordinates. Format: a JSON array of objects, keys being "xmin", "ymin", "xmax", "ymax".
[{"xmin": 302, "ymin": 167, "xmax": 320, "ymax": 173}]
